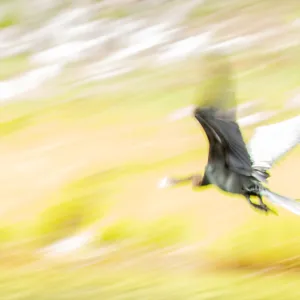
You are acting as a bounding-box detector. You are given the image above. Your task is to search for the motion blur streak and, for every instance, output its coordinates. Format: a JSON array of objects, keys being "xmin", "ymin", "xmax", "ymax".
[{"xmin": 0, "ymin": 0, "xmax": 300, "ymax": 299}]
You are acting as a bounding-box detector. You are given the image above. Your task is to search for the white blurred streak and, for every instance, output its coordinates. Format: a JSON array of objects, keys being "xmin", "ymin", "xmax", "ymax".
[
  {"xmin": 39, "ymin": 215, "xmax": 120, "ymax": 258},
  {"xmin": 285, "ymin": 92, "xmax": 300, "ymax": 109},
  {"xmin": 168, "ymin": 105, "xmax": 196, "ymax": 122},
  {"xmin": 31, "ymin": 43, "xmax": 83, "ymax": 65},
  {"xmin": 40, "ymin": 231, "xmax": 94, "ymax": 258},
  {"xmin": 30, "ymin": 38, "xmax": 110, "ymax": 65},
  {"xmin": 46, "ymin": 6, "xmax": 95, "ymax": 28},
  {"xmin": 210, "ymin": 36, "xmax": 255, "ymax": 54},
  {"xmin": 236, "ymin": 101, "xmax": 260, "ymax": 116},
  {"xmin": 157, "ymin": 32, "xmax": 211, "ymax": 64},
  {"xmin": 292, "ymin": 18, "xmax": 300, "ymax": 28},
  {"xmin": 102, "ymin": 23, "xmax": 176, "ymax": 64},
  {"xmin": 0, "ymin": 2, "xmax": 299, "ymax": 101},
  {"xmin": 0, "ymin": 64, "xmax": 62, "ymax": 102},
  {"xmin": 83, "ymin": 64, "xmax": 134, "ymax": 82},
  {"xmin": 238, "ymin": 111, "xmax": 278, "ymax": 128},
  {"xmin": 63, "ymin": 20, "xmax": 104, "ymax": 40}
]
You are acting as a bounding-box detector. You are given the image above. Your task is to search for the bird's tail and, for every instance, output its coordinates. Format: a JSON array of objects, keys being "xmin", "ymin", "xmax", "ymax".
[{"xmin": 261, "ymin": 188, "xmax": 300, "ymax": 216}]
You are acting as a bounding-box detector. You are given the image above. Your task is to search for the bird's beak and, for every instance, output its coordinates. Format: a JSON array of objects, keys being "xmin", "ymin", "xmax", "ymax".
[{"xmin": 158, "ymin": 177, "xmax": 176, "ymax": 189}]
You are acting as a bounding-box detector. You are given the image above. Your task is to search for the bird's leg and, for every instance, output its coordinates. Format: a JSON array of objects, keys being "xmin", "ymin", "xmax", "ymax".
[
  {"xmin": 245, "ymin": 195, "xmax": 276, "ymax": 215},
  {"xmin": 245, "ymin": 195, "xmax": 267, "ymax": 212},
  {"xmin": 257, "ymin": 194, "xmax": 278, "ymax": 215}
]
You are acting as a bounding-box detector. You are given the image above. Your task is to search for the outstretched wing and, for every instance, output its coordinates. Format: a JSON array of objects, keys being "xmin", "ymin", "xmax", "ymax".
[
  {"xmin": 193, "ymin": 52, "xmax": 253, "ymax": 176},
  {"xmin": 247, "ymin": 116, "xmax": 300, "ymax": 171},
  {"xmin": 196, "ymin": 51, "xmax": 237, "ymax": 120},
  {"xmin": 194, "ymin": 108, "xmax": 253, "ymax": 176}
]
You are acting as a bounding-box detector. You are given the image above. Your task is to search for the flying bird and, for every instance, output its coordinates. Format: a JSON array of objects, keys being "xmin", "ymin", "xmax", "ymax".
[{"xmin": 159, "ymin": 52, "xmax": 300, "ymax": 215}]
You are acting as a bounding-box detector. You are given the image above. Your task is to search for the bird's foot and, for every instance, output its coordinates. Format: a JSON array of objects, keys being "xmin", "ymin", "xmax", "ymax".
[
  {"xmin": 252, "ymin": 203, "xmax": 278, "ymax": 215},
  {"xmin": 260, "ymin": 203, "xmax": 278, "ymax": 215},
  {"xmin": 246, "ymin": 194, "xmax": 278, "ymax": 215}
]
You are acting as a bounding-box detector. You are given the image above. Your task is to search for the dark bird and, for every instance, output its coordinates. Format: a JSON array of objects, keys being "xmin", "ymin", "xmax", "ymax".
[{"xmin": 159, "ymin": 52, "xmax": 300, "ymax": 215}]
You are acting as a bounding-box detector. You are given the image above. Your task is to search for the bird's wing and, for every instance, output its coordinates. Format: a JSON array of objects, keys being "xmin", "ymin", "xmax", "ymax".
[
  {"xmin": 247, "ymin": 116, "xmax": 300, "ymax": 171},
  {"xmin": 197, "ymin": 51, "xmax": 237, "ymax": 120},
  {"xmin": 193, "ymin": 52, "xmax": 253, "ymax": 176},
  {"xmin": 195, "ymin": 108, "xmax": 253, "ymax": 176}
]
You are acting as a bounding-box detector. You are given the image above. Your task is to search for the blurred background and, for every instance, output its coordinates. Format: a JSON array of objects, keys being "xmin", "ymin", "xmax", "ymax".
[{"xmin": 0, "ymin": 0, "xmax": 300, "ymax": 298}]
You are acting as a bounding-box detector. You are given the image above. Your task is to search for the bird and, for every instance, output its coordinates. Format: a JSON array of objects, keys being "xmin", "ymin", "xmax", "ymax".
[{"xmin": 158, "ymin": 52, "xmax": 300, "ymax": 216}]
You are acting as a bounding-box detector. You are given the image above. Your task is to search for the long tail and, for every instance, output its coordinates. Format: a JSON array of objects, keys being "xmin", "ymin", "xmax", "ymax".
[{"xmin": 261, "ymin": 188, "xmax": 300, "ymax": 216}]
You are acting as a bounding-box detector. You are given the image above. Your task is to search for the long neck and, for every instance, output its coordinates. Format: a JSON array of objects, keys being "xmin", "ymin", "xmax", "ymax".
[{"xmin": 170, "ymin": 174, "xmax": 203, "ymax": 188}]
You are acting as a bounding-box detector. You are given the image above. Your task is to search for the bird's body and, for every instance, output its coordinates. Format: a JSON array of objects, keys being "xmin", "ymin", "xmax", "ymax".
[
  {"xmin": 159, "ymin": 52, "xmax": 300, "ymax": 215},
  {"xmin": 192, "ymin": 106, "xmax": 273, "ymax": 213},
  {"xmin": 203, "ymin": 162, "xmax": 251, "ymax": 195}
]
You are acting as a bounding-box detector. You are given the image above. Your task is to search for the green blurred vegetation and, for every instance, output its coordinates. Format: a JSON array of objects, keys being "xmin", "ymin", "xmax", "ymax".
[
  {"xmin": 98, "ymin": 218, "xmax": 142, "ymax": 244},
  {"xmin": 95, "ymin": 214, "xmax": 196, "ymax": 248},
  {"xmin": 207, "ymin": 214, "xmax": 300, "ymax": 269},
  {"xmin": 140, "ymin": 215, "xmax": 195, "ymax": 248},
  {"xmin": 2, "ymin": 43, "xmax": 300, "ymax": 127},
  {"xmin": 97, "ymin": 7, "xmax": 131, "ymax": 19},
  {"xmin": 188, "ymin": 0, "xmax": 221, "ymax": 20},
  {"xmin": 0, "ymin": 9, "xmax": 21, "ymax": 29},
  {"xmin": 187, "ymin": 0, "xmax": 300, "ymax": 24},
  {"xmin": 1, "ymin": 267, "xmax": 300, "ymax": 299},
  {"xmin": 0, "ymin": 26, "xmax": 300, "ymax": 298},
  {"xmin": 1, "ymin": 48, "xmax": 300, "ymax": 243},
  {"xmin": 33, "ymin": 171, "xmax": 124, "ymax": 246}
]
